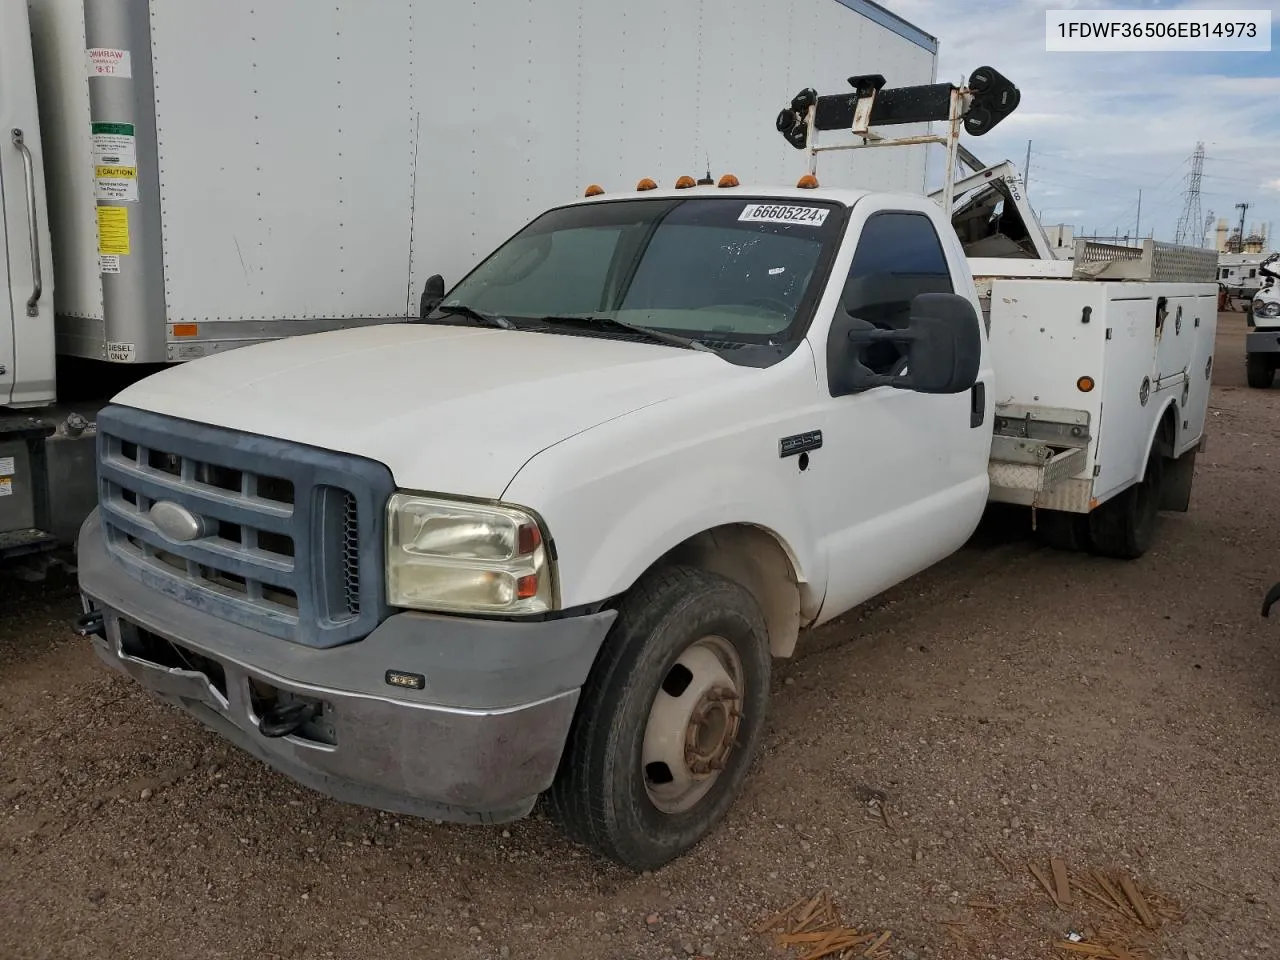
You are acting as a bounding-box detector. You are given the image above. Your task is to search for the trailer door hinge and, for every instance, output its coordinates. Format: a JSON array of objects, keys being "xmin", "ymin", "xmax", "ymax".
[
  {"xmin": 1105, "ymin": 328, "xmax": 1113, "ymax": 340},
  {"xmin": 1093, "ymin": 465, "xmax": 1101, "ymax": 477}
]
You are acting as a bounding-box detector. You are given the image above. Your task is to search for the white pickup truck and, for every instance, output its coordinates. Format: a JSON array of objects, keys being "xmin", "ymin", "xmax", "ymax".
[
  {"xmin": 75, "ymin": 76, "xmax": 1218, "ymax": 871},
  {"xmin": 1246, "ymin": 253, "xmax": 1280, "ymax": 388}
]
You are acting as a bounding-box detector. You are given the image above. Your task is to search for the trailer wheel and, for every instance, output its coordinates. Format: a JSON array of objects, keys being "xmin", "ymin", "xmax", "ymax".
[
  {"xmin": 1246, "ymin": 354, "xmax": 1274, "ymax": 389},
  {"xmin": 1034, "ymin": 510, "xmax": 1092, "ymax": 552},
  {"xmin": 546, "ymin": 565, "xmax": 770, "ymax": 871},
  {"xmin": 1087, "ymin": 449, "xmax": 1164, "ymax": 560}
]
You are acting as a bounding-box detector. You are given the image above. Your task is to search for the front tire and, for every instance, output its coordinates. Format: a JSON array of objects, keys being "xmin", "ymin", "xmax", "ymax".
[
  {"xmin": 546, "ymin": 566, "xmax": 771, "ymax": 871},
  {"xmin": 1246, "ymin": 353, "xmax": 1275, "ymax": 389}
]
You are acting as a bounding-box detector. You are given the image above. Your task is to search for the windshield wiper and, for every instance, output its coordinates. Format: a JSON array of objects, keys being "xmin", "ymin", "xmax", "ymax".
[
  {"xmin": 432, "ymin": 303, "xmax": 515, "ymax": 330},
  {"xmin": 537, "ymin": 315, "xmax": 714, "ymax": 353}
]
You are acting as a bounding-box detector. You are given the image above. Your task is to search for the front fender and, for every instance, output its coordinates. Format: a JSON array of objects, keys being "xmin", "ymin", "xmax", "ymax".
[{"xmin": 503, "ymin": 428, "xmax": 827, "ymax": 617}]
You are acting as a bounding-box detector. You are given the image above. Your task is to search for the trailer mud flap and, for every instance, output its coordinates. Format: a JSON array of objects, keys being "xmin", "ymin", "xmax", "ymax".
[{"xmin": 1158, "ymin": 449, "xmax": 1197, "ymax": 513}]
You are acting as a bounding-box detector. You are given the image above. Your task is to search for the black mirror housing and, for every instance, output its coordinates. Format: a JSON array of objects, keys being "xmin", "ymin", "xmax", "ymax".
[
  {"xmin": 827, "ymin": 292, "xmax": 981, "ymax": 397},
  {"xmin": 419, "ymin": 274, "xmax": 446, "ymax": 318}
]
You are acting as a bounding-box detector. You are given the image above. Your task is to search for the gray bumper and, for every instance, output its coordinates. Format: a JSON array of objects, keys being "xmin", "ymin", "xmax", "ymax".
[
  {"xmin": 1246, "ymin": 330, "xmax": 1280, "ymax": 354},
  {"xmin": 76, "ymin": 510, "xmax": 616, "ymax": 823}
]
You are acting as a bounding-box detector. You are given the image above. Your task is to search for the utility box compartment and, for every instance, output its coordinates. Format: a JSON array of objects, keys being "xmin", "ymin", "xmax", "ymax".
[{"xmin": 982, "ymin": 277, "xmax": 1217, "ymax": 512}]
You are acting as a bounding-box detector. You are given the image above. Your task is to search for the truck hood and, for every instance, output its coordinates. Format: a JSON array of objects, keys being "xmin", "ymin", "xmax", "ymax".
[{"xmin": 111, "ymin": 323, "xmax": 742, "ymax": 497}]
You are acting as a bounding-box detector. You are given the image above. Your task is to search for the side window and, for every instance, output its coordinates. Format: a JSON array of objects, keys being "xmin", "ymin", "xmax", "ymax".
[
  {"xmin": 1249, "ymin": 268, "xmax": 1257, "ymax": 279},
  {"xmin": 842, "ymin": 212, "xmax": 954, "ymax": 375}
]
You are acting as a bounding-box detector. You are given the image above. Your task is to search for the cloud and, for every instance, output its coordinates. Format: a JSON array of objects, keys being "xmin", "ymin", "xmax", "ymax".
[{"xmin": 882, "ymin": 0, "xmax": 1279, "ymax": 245}]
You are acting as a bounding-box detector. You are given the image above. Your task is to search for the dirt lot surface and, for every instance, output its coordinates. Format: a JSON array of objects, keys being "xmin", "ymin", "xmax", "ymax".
[{"xmin": 3, "ymin": 312, "xmax": 1279, "ymax": 960}]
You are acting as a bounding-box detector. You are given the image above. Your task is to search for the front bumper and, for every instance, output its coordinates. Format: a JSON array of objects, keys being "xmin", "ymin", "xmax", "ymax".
[
  {"xmin": 1246, "ymin": 330, "xmax": 1280, "ymax": 355},
  {"xmin": 76, "ymin": 510, "xmax": 616, "ymax": 823}
]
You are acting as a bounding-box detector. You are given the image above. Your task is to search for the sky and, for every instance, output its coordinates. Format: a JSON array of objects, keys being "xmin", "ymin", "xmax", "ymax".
[{"xmin": 882, "ymin": 0, "xmax": 1279, "ymax": 248}]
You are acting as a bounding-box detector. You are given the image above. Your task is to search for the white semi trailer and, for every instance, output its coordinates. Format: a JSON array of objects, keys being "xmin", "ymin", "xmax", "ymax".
[{"xmin": 0, "ymin": 0, "xmax": 941, "ymax": 557}]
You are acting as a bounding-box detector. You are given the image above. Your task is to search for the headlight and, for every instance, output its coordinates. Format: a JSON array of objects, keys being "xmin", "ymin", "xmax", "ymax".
[
  {"xmin": 386, "ymin": 494, "xmax": 556, "ymax": 615},
  {"xmin": 1256, "ymin": 300, "xmax": 1280, "ymax": 320}
]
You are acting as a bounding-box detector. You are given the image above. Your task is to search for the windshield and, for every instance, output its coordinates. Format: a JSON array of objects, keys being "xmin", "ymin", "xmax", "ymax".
[{"xmin": 439, "ymin": 196, "xmax": 846, "ymax": 344}]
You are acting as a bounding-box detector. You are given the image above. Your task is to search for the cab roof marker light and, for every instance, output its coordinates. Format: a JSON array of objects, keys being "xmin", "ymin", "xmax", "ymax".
[
  {"xmin": 796, "ymin": 174, "xmax": 819, "ymax": 189},
  {"xmin": 636, "ymin": 178, "xmax": 658, "ymax": 191},
  {"xmin": 674, "ymin": 175, "xmax": 697, "ymax": 189},
  {"xmin": 718, "ymin": 174, "xmax": 740, "ymax": 188},
  {"xmin": 584, "ymin": 184, "xmax": 605, "ymax": 197}
]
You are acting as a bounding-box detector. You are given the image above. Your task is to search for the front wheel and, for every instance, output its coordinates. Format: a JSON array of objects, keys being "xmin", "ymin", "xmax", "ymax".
[
  {"xmin": 546, "ymin": 566, "xmax": 771, "ymax": 871},
  {"xmin": 1246, "ymin": 353, "xmax": 1275, "ymax": 389}
]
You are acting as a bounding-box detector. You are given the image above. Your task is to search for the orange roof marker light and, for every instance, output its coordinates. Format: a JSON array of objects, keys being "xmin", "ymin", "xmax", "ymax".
[
  {"xmin": 674, "ymin": 175, "xmax": 697, "ymax": 189},
  {"xmin": 584, "ymin": 184, "xmax": 605, "ymax": 197},
  {"xmin": 636, "ymin": 177, "xmax": 658, "ymax": 191},
  {"xmin": 717, "ymin": 174, "xmax": 740, "ymax": 188},
  {"xmin": 796, "ymin": 174, "xmax": 819, "ymax": 189},
  {"xmin": 1077, "ymin": 375, "xmax": 1096, "ymax": 393}
]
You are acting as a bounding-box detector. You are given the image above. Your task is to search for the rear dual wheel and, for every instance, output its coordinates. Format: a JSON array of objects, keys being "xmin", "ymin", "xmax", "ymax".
[
  {"xmin": 1087, "ymin": 447, "xmax": 1164, "ymax": 560},
  {"xmin": 1036, "ymin": 447, "xmax": 1164, "ymax": 560},
  {"xmin": 546, "ymin": 566, "xmax": 770, "ymax": 871}
]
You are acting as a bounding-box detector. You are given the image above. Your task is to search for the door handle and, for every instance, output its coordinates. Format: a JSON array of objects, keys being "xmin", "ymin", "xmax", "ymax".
[
  {"xmin": 10, "ymin": 129, "xmax": 43, "ymax": 317},
  {"xmin": 970, "ymin": 381, "xmax": 986, "ymax": 428}
]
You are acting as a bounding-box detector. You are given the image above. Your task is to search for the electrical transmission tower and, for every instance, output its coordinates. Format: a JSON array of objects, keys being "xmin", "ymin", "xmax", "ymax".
[{"xmin": 1173, "ymin": 142, "xmax": 1204, "ymax": 245}]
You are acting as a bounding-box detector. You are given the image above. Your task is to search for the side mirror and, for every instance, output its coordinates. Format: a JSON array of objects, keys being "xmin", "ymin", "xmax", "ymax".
[
  {"xmin": 419, "ymin": 274, "xmax": 446, "ymax": 318},
  {"xmin": 827, "ymin": 292, "xmax": 981, "ymax": 397}
]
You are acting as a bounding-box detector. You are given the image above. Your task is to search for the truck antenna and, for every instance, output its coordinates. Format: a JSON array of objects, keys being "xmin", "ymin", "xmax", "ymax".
[{"xmin": 697, "ymin": 156, "xmax": 714, "ymax": 186}]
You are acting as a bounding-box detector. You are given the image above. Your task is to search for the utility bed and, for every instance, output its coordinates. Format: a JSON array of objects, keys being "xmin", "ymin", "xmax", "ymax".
[{"xmin": 973, "ymin": 245, "xmax": 1218, "ymax": 514}]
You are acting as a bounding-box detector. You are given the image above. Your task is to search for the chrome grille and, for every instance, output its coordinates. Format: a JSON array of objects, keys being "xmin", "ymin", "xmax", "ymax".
[
  {"xmin": 341, "ymin": 491, "xmax": 361, "ymax": 616},
  {"xmin": 96, "ymin": 405, "xmax": 394, "ymax": 647}
]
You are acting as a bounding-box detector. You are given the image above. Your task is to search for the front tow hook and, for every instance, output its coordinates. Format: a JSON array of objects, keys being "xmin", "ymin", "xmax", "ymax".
[
  {"xmin": 74, "ymin": 610, "xmax": 105, "ymax": 638},
  {"xmin": 257, "ymin": 701, "xmax": 319, "ymax": 738}
]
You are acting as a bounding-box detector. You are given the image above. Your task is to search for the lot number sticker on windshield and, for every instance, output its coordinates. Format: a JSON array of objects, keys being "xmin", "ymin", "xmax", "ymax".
[{"xmin": 739, "ymin": 204, "xmax": 829, "ymax": 226}]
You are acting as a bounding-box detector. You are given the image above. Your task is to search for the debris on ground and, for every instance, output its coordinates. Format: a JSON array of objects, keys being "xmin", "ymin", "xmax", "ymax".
[
  {"xmin": 1021, "ymin": 857, "xmax": 1186, "ymax": 958},
  {"xmin": 755, "ymin": 890, "xmax": 896, "ymax": 959}
]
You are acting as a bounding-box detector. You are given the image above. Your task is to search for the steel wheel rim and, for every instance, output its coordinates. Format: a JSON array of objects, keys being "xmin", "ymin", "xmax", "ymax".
[{"xmin": 641, "ymin": 635, "xmax": 744, "ymax": 815}]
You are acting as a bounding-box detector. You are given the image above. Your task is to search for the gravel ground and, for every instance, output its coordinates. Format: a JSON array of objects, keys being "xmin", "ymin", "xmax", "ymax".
[{"xmin": 3, "ymin": 311, "xmax": 1279, "ymax": 960}]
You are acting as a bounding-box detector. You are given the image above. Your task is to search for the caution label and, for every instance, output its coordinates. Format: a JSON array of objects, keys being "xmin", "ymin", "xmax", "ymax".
[
  {"xmin": 0, "ymin": 478, "xmax": 11, "ymax": 498},
  {"xmin": 97, "ymin": 206, "xmax": 130, "ymax": 256},
  {"xmin": 94, "ymin": 164, "xmax": 138, "ymax": 202}
]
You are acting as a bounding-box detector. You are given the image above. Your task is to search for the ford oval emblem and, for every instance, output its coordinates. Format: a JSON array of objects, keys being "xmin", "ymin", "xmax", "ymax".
[{"xmin": 150, "ymin": 500, "xmax": 207, "ymax": 542}]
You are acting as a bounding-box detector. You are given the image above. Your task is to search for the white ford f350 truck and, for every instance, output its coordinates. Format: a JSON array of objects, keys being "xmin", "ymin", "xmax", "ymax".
[{"xmin": 75, "ymin": 71, "xmax": 1218, "ymax": 870}]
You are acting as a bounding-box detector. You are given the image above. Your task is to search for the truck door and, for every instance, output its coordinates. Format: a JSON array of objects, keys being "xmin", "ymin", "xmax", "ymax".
[
  {"xmin": 0, "ymin": 0, "xmax": 54, "ymax": 408},
  {"xmin": 808, "ymin": 204, "xmax": 993, "ymax": 621}
]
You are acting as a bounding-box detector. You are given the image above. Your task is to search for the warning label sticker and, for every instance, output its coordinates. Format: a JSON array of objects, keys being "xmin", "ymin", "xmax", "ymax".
[
  {"xmin": 106, "ymin": 342, "xmax": 137, "ymax": 363},
  {"xmin": 0, "ymin": 478, "xmax": 11, "ymax": 498},
  {"xmin": 87, "ymin": 48, "xmax": 132, "ymax": 79},
  {"xmin": 99, "ymin": 255, "xmax": 121, "ymax": 274},
  {"xmin": 97, "ymin": 206, "xmax": 130, "ymax": 255},
  {"xmin": 91, "ymin": 121, "xmax": 136, "ymax": 166},
  {"xmin": 0, "ymin": 457, "xmax": 13, "ymax": 477},
  {"xmin": 94, "ymin": 164, "xmax": 138, "ymax": 202}
]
